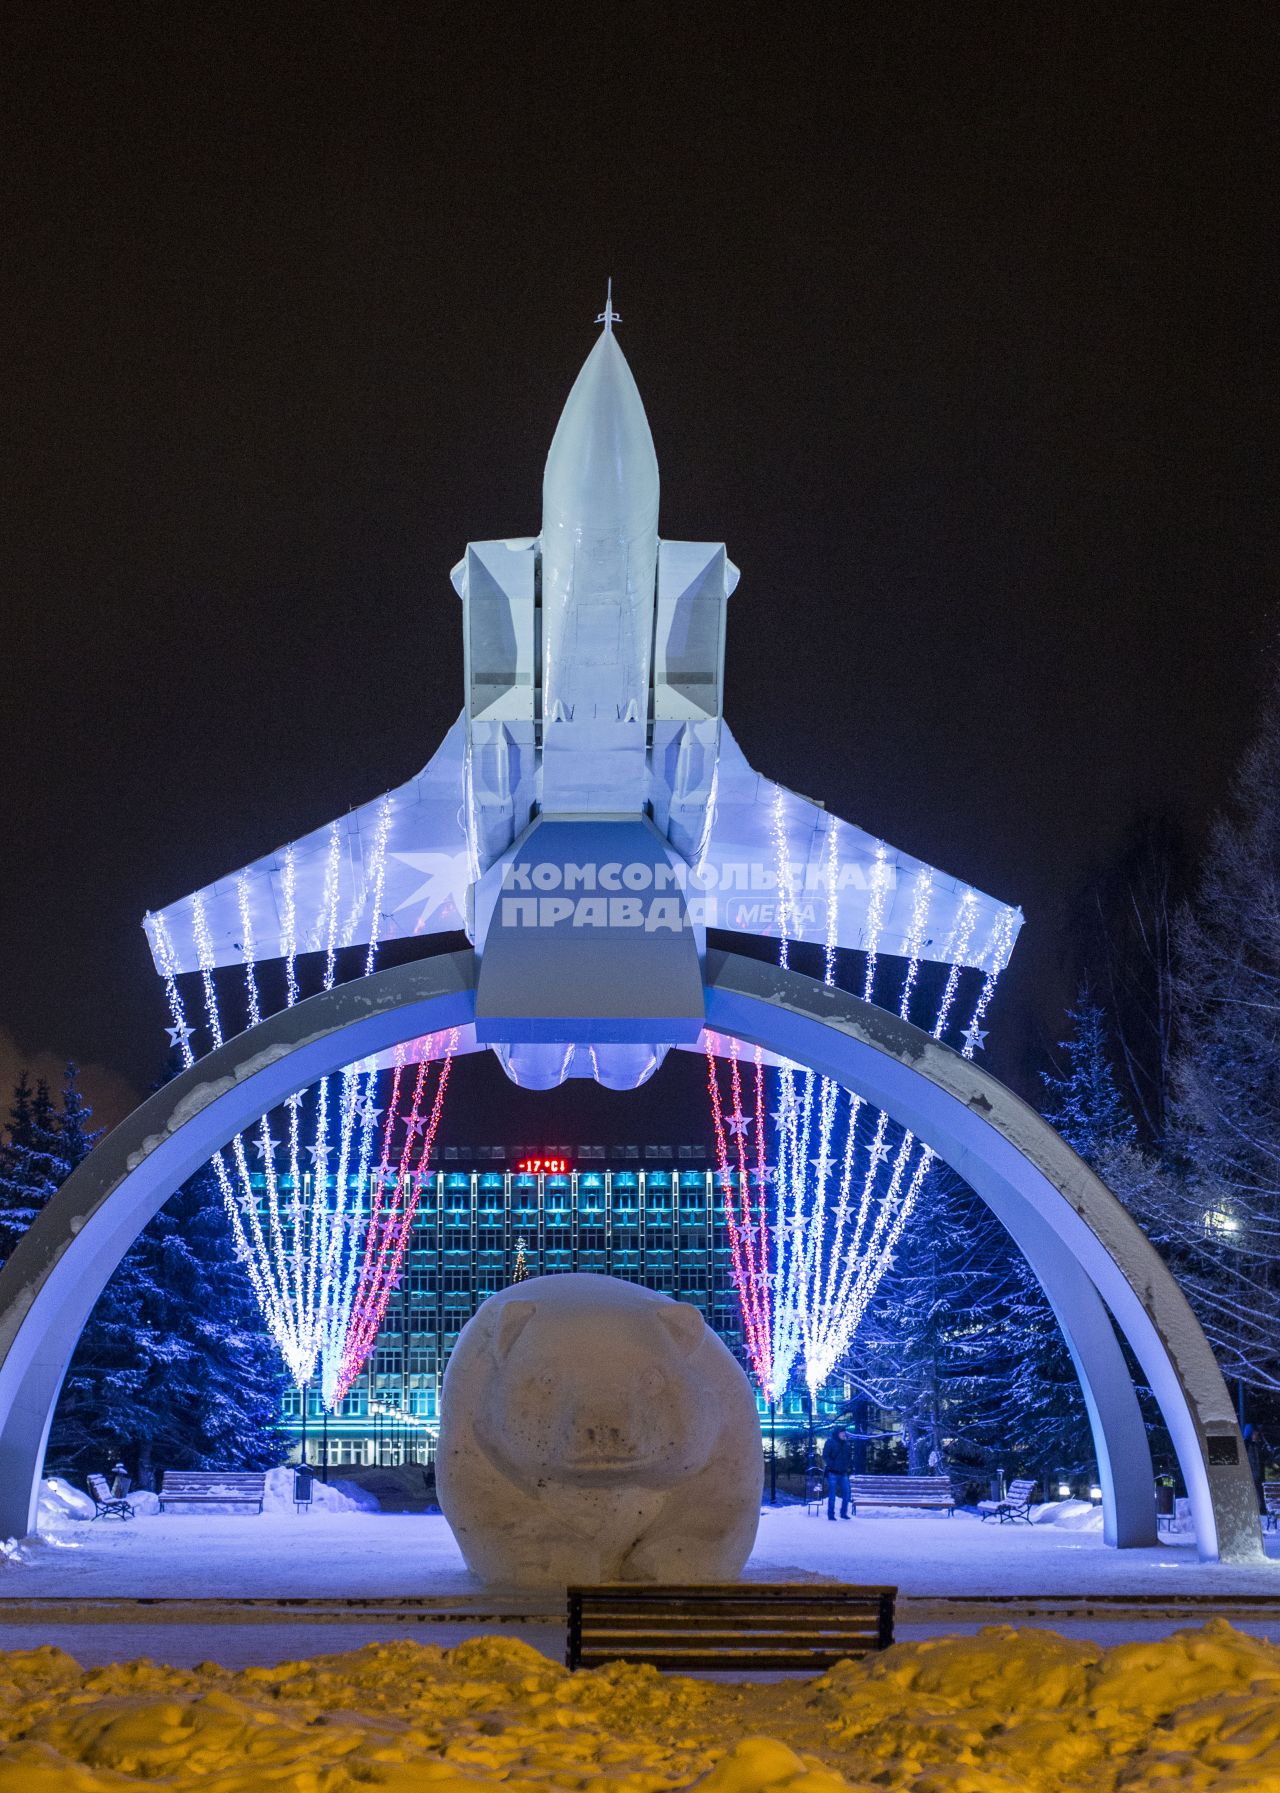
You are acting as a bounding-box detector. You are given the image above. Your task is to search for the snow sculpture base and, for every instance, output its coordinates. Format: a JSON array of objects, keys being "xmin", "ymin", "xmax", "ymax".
[{"xmin": 437, "ymin": 1274, "xmax": 763, "ymax": 1589}]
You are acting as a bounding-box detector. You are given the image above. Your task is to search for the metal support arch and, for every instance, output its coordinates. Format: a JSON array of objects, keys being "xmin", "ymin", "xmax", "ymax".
[{"xmin": 0, "ymin": 948, "xmax": 1257, "ymax": 1560}]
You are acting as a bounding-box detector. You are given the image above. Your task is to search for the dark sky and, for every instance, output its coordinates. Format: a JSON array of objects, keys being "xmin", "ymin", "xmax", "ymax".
[{"xmin": 2, "ymin": 7, "xmax": 1277, "ymax": 1139}]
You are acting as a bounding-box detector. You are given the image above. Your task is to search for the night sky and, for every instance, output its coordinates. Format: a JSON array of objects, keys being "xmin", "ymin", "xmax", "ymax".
[{"xmin": 3, "ymin": 8, "xmax": 1277, "ymax": 1142}]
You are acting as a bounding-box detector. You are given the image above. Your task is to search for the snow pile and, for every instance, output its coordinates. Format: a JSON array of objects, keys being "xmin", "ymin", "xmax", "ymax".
[
  {"xmin": 1030, "ymin": 1496, "xmax": 1105, "ymax": 1531},
  {"xmin": 35, "ymin": 1477, "xmax": 95, "ymax": 1527},
  {"xmin": 0, "ymin": 1622, "xmax": 1278, "ymax": 1789},
  {"xmin": 260, "ymin": 1467, "xmax": 379, "ymax": 1514}
]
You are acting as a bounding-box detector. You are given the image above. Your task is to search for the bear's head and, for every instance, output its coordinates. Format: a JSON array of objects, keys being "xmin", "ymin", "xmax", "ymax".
[{"xmin": 469, "ymin": 1280, "xmax": 717, "ymax": 1490}]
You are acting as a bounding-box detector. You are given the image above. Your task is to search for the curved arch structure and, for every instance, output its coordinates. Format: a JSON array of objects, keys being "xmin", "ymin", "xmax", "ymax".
[{"xmin": 0, "ymin": 949, "xmax": 1259, "ymax": 1560}]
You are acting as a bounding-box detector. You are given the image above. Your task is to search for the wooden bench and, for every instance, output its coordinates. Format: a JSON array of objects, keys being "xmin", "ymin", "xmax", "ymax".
[
  {"xmin": 87, "ymin": 1473, "xmax": 134, "ymax": 1520},
  {"xmin": 158, "ymin": 1471, "xmax": 266, "ymax": 1513},
  {"xmin": 566, "ymin": 1582, "xmax": 896, "ymax": 1672},
  {"xmin": 977, "ymin": 1477, "xmax": 1037, "ymax": 1524},
  {"xmin": 845, "ymin": 1474, "xmax": 954, "ymax": 1515}
]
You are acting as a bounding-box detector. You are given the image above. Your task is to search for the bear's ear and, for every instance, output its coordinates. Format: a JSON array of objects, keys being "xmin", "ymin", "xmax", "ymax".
[
  {"xmin": 493, "ymin": 1300, "xmax": 536, "ymax": 1364},
  {"xmin": 657, "ymin": 1302, "xmax": 704, "ymax": 1356}
]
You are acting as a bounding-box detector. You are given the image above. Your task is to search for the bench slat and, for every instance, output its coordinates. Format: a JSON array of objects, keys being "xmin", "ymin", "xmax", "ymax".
[
  {"xmin": 158, "ymin": 1470, "xmax": 266, "ymax": 1511},
  {"xmin": 575, "ymin": 1608, "xmax": 886, "ymax": 1620},
  {"xmin": 568, "ymin": 1582, "xmax": 896, "ymax": 1671},
  {"xmin": 577, "ymin": 1652, "xmax": 878, "ymax": 1670},
  {"xmin": 584, "ymin": 1635, "xmax": 882, "ymax": 1642}
]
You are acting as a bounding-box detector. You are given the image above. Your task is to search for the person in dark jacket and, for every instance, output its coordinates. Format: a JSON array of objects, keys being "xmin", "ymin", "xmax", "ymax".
[{"xmin": 823, "ymin": 1426, "xmax": 854, "ymax": 1520}]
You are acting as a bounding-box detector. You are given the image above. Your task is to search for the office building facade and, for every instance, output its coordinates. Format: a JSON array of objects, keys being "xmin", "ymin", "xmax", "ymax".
[{"xmin": 273, "ymin": 1147, "xmax": 853, "ymax": 1467}]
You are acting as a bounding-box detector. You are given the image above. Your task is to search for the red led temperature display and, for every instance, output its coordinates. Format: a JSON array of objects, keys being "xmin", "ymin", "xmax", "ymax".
[{"xmin": 517, "ymin": 1157, "xmax": 571, "ymax": 1176}]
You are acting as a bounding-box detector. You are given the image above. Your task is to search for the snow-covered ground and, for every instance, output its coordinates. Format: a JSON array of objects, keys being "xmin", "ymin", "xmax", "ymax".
[
  {"xmin": 750, "ymin": 1502, "xmax": 1280, "ymax": 1597},
  {"xmin": 5, "ymin": 1494, "xmax": 1279, "ymax": 1603},
  {"xmin": 6, "ymin": 1620, "xmax": 1280, "ymax": 1790},
  {"xmin": 0, "ymin": 1496, "xmax": 1276, "ymax": 1667}
]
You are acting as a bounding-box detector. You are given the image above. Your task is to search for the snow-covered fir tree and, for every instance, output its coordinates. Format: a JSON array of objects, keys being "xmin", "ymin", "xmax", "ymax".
[
  {"xmin": 0, "ymin": 1056, "xmax": 285, "ymax": 1482},
  {"xmin": 1042, "ymin": 989, "xmax": 1137, "ymax": 1164},
  {"xmin": 848, "ymin": 1165, "xmax": 1012, "ymax": 1477},
  {"xmin": 49, "ymin": 1159, "xmax": 287, "ymax": 1483},
  {"xmin": 848, "ymin": 1164, "xmax": 1096, "ymax": 1492},
  {"xmin": 0, "ymin": 1066, "xmax": 99, "ymax": 1261}
]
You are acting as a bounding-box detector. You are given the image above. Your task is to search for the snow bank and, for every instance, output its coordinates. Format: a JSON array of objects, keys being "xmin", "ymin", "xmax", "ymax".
[
  {"xmin": 259, "ymin": 1466, "xmax": 379, "ymax": 1514},
  {"xmin": 1030, "ymin": 1497, "xmax": 1105, "ymax": 1531},
  {"xmin": 0, "ymin": 1621, "xmax": 1279, "ymax": 1790},
  {"xmin": 35, "ymin": 1476, "xmax": 95, "ymax": 1527}
]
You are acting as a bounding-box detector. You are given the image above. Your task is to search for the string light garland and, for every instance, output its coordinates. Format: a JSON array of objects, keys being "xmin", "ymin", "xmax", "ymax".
[
  {"xmin": 333, "ymin": 1029, "xmax": 458, "ymax": 1404},
  {"xmin": 141, "ymin": 796, "xmax": 450, "ymax": 1409},
  {"xmin": 706, "ymin": 811, "xmax": 1016, "ymax": 1404}
]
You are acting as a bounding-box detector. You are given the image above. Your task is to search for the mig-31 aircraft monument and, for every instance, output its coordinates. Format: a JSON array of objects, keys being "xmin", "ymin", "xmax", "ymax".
[{"xmin": 0, "ymin": 295, "xmax": 1261, "ymax": 1566}]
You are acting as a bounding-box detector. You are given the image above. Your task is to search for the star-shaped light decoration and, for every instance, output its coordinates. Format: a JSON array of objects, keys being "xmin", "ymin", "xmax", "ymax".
[
  {"xmin": 359, "ymin": 1099, "xmax": 382, "ymax": 1128},
  {"xmin": 388, "ymin": 851, "xmax": 465, "ymax": 931},
  {"xmin": 165, "ymin": 1020, "xmax": 194, "ymax": 1052},
  {"xmin": 307, "ymin": 1142, "xmax": 332, "ymax": 1171},
  {"xmin": 963, "ymin": 1022, "xmax": 989, "ymax": 1054},
  {"xmin": 253, "ymin": 1130, "xmax": 280, "ymax": 1165},
  {"xmin": 405, "ymin": 1113, "xmax": 428, "ymax": 1139},
  {"xmin": 726, "ymin": 1112, "xmax": 753, "ymax": 1138}
]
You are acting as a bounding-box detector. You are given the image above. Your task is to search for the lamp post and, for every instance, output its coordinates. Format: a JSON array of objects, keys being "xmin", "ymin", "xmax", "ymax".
[{"xmin": 768, "ymin": 1400, "xmax": 778, "ymax": 1505}]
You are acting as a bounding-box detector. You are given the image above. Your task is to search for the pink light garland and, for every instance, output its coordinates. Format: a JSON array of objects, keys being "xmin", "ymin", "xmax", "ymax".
[
  {"xmin": 333, "ymin": 1031, "xmax": 458, "ymax": 1401},
  {"xmin": 707, "ymin": 1035, "xmax": 772, "ymax": 1391}
]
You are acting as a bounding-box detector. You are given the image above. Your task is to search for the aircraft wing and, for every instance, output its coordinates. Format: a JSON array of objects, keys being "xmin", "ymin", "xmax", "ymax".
[
  {"xmin": 699, "ymin": 724, "xmax": 1020, "ymax": 973},
  {"xmin": 145, "ymin": 715, "xmax": 471, "ymax": 977}
]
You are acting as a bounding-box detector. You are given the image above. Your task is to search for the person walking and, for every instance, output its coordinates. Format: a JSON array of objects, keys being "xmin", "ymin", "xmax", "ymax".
[{"xmin": 823, "ymin": 1425, "xmax": 854, "ymax": 1520}]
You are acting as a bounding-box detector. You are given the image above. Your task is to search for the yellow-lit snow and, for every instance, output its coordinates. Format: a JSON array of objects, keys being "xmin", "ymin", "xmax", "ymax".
[{"xmin": 0, "ymin": 1622, "xmax": 1278, "ymax": 1790}]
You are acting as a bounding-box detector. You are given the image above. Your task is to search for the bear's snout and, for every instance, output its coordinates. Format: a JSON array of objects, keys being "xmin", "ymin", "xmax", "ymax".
[{"xmin": 563, "ymin": 1402, "xmax": 645, "ymax": 1469}]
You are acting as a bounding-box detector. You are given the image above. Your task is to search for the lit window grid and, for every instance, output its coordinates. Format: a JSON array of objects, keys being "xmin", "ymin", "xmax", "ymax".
[{"xmin": 270, "ymin": 1163, "xmax": 854, "ymax": 1464}]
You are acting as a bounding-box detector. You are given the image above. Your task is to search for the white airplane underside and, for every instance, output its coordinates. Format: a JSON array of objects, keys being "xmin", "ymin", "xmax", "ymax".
[{"xmin": 146, "ymin": 305, "xmax": 1021, "ymax": 1089}]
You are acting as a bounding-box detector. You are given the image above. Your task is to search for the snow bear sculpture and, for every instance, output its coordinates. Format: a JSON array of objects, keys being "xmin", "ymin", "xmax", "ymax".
[{"xmin": 437, "ymin": 1273, "xmax": 762, "ymax": 1588}]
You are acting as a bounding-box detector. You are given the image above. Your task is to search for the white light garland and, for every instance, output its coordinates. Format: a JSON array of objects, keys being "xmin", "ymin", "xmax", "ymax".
[
  {"xmin": 147, "ymin": 798, "xmax": 406, "ymax": 1401},
  {"xmin": 707, "ymin": 818, "xmax": 1016, "ymax": 1405}
]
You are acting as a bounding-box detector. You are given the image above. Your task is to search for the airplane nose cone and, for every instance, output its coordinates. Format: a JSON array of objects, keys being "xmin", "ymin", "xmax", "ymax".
[{"xmin": 542, "ymin": 329, "xmax": 659, "ymax": 536}]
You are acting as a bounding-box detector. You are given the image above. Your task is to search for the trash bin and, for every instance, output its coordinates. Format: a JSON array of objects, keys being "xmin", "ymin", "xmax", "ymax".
[
  {"xmin": 294, "ymin": 1468, "xmax": 313, "ymax": 1509},
  {"xmin": 1155, "ymin": 1481, "xmax": 1175, "ymax": 1517}
]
